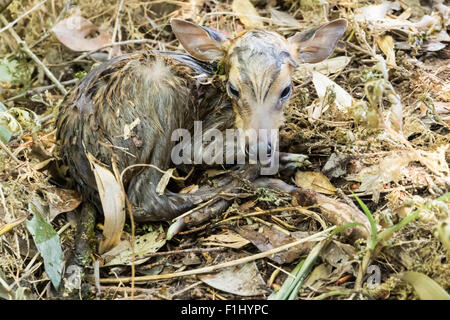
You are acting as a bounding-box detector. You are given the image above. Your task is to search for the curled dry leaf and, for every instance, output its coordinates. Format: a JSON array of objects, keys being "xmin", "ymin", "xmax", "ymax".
[
  {"xmin": 0, "ymin": 216, "xmax": 27, "ymax": 236},
  {"xmin": 202, "ymin": 230, "xmax": 250, "ymax": 249},
  {"xmin": 312, "ymin": 71, "xmax": 354, "ymax": 113},
  {"xmin": 52, "ymin": 15, "xmax": 111, "ymax": 52},
  {"xmin": 45, "ymin": 188, "xmax": 82, "ymax": 221},
  {"xmin": 232, "ymin": 0, "xmax": 263, "ymax": 29},
  {"xmin": 292, "ymin": 189, "xmax": 371, "ymax": 241},
  {"xmin": 294, "ymin": 171, "xmax": 337, "ymax": 195},
  {"xmin": 300, "ymin": 0, "xmax": 329, "ymax": 24},
  {"xmin": 86, "ymin": 152, "xmax": 125, "ymax": 254},
  {"xmin": 200, "ymin": 261, "xmax": 267, "ymax": 296}
]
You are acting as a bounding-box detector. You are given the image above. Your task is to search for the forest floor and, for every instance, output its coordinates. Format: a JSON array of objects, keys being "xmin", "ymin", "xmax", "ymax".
[{"xmin": 0, "ymin": 0, "xmax": 449, "ymax": 300}]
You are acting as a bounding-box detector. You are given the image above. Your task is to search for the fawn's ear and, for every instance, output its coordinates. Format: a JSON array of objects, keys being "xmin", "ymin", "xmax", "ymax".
[
  {"xmin": 171, "ymin": 19, "xmax": 228, "ymax": 62},
  {"xmin": 289, "ymin": 19, "xmax": 347, "ymax": 64}
]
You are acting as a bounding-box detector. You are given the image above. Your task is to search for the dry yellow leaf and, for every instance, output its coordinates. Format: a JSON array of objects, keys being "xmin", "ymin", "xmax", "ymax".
[
  {"xmin": 0, "ymin": 216, "xmax": 27, "ymax": 236},
  {"xmin": 202, "ymin": 231, "xmax": 250, "ymax": 249},
  {"xmin": 231, "ymin": 0, "xmax": 263, "ymax": 29},
  {"xmin": 86, "ymin": 152, "xmax": 126, "ymax": 254},
  {"xmin": 377, "ymin": 35, "xmax": 396, "ymax": 66}
]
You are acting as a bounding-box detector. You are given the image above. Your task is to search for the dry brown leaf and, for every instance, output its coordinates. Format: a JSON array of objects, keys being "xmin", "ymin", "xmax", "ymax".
[
  {"xmin": 52, "ymin": 15, "xmax": 111, "ymax": 52},
  {"xmin": 232, "ymin": 0, "xmax": 263, "ymax": 29},
  {"xmin": 0, "ymin": 216, "xmax": 27, "ymax": 236},
  {"xmin": 45, "ymin": 188, "xmax": 82, "ymax": 221},
  {"xmin": 179, "ymin": 184, "xmax": 199, "ymax": 194},
  {"xmin": 32, "ymin": 158, "xmax": 54, "ymax": 171},
  {"xmin": 292, "ymin": 189, "xmax": 371, "ymax": 240},
  {"xmin": 86, "ymin": 152, "xmax": 125, "ymax": 254},
  {"xmin": 295, "ymin": 171, "xmax": 337, "ymax": 195}
]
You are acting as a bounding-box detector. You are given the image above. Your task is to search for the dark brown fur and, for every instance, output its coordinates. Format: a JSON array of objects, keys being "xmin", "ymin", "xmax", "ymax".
[{"xmin": 57, "ymin": 51, "xmax": 246, "ymax": 222}]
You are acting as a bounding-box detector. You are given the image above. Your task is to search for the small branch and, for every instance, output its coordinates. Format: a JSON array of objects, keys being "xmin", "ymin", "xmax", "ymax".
[
  {"xmin": 0, "ymin": 139, "xmax": 21, "ymax": 164},
  {"xmin": 0, "ymin": 14, "xmax": 67, "ymax": 95},
  {"xmin": 72, "ymin": 39, "xmax": 178, "ymax": 63},
  {"xmin": 6, "ymin": 79, "xmax": 78, "ymax": 102},
  {"xmin": 109, "ymin": 0, "xmax": 125, "ymax": 60},
  {"xmin": 96, "ymin": 226, "xmax": 335, "ymax": 284}
]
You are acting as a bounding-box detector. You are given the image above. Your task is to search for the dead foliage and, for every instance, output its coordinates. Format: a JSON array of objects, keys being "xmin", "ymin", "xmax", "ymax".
[{"xmin": 0, "ymin": 0, "xmax": 449, "ymax": 300}]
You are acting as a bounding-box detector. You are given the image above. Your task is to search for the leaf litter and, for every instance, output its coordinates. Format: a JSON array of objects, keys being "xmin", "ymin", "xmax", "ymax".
[{"xmin": 0, "ymin": 0, "xmax": 449, "ymax": 300}]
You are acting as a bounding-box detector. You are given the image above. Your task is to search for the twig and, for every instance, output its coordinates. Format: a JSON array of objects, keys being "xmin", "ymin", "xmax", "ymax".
[
  {"xmin": 6, "ymin": 79, "xmax": 78, "ymax": 102},
  {"xmin": 0, "ymin": 139, "xmax": 21, "ymax": 164},
  {"xmin": 171, "ymin": 281, "xmax": 203, "ymax": 298},
  {"xmin": 0, "ymin": 0, "xmax": 47, "ymax": 34},
  {"xmin": 0, "ymin": 14, "xmax": 67, "ymax": 95},
  {"xmin": 97, "ymin": 226, "xmax": 335, "ymax": 284},
  {"xmin": 68, "ymin": 39, "xmax": 178, "ymax": 65},
  {"xmin": 109, "ymin": 0, "xmax": 125, "ymax": 60}
]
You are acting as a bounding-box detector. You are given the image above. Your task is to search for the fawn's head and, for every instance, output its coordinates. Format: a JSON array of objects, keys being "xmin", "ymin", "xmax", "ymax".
[{"xmin": 171, "ymin": 18, "xmax": 347, "ymax": 151}]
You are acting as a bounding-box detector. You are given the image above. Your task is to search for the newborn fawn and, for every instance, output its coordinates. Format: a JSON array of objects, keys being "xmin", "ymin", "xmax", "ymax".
[{"xmin": 56, "ymin": 18, "xmax": 347, "ymax": 236}]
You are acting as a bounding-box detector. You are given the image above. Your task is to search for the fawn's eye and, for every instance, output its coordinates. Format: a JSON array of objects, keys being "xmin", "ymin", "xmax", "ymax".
[
  {"xmin": 227, "ymin": 83, "xmax": 240, "ymax": 99},
  {"xmin": 280, "ymin": 85, "xmax": 292, "ymax": 100}
]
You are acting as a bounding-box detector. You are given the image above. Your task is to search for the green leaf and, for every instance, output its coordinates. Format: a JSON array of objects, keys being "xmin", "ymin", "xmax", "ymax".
[
  {"xmin": 401, "ymin": 272, "xmax": 450, "ymax": 300},
  {"xmin": 268, "ymin": 259, "xmax": 305, "ymax": 300},
  {"xmin": 0, "ymin": 63, "xmax": 13, "ymax": 83},
  {"xmin": 0, "ymin": 101, "xmax": 7, "ymax": 112},
  {"xmin": 287, "ymin": 241, "xmax": 325, "ymax": 300},
  {"xmin": 26, "ymin": 203, "xmax": 64, "ymax": 289},
  {"xmin": 269, "ymin": 241, "xmax": 327, "ymax": 300},
  {"xmin": 353, "ymin": 193, "xmax": 378, "ymax": 249},
  {"xmin": 0, "ymin": 124, "xmax": 12, "ymax": 144}
]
